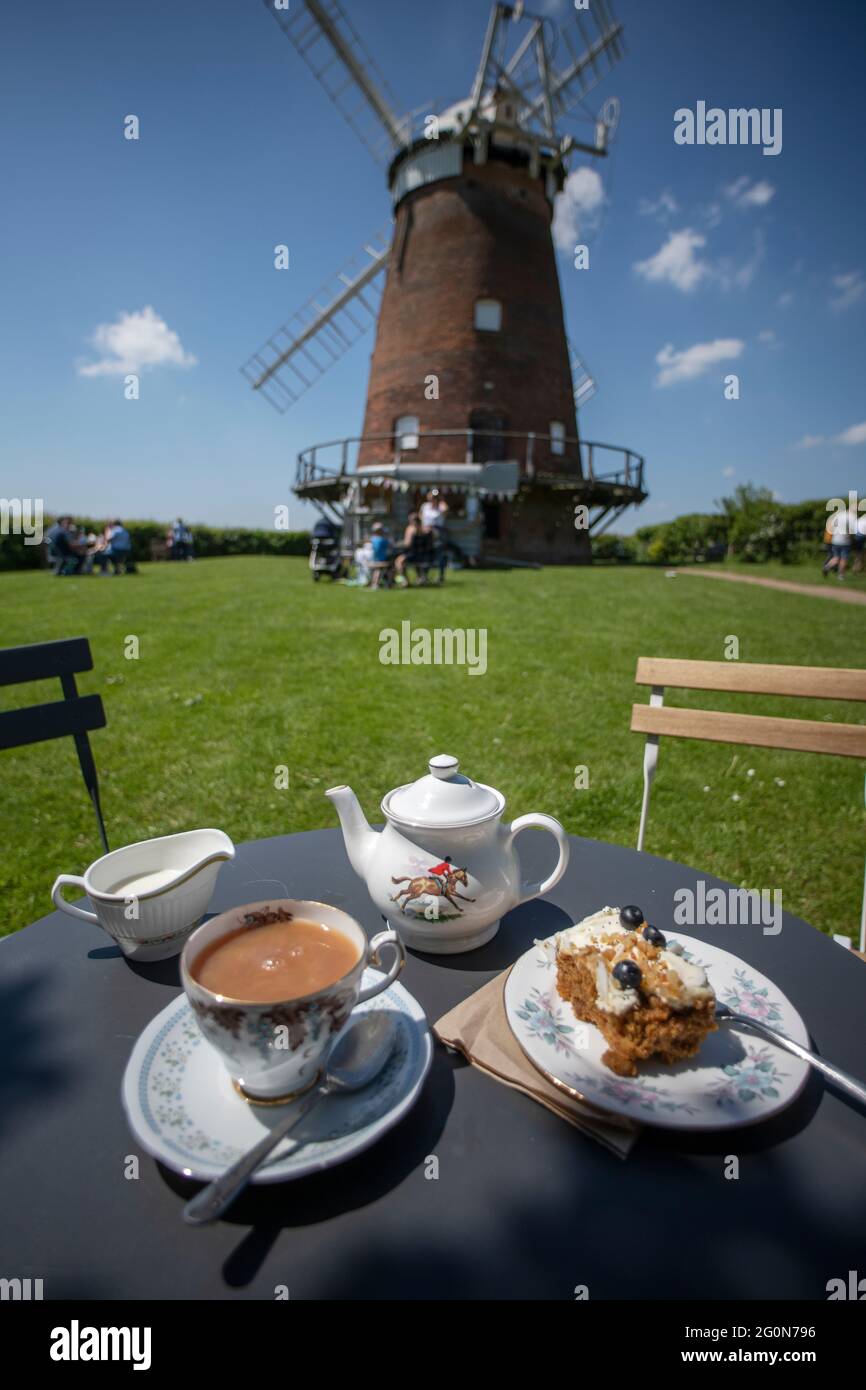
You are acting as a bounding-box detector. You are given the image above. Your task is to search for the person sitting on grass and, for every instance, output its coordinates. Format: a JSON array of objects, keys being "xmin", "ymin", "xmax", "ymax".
[
  {"xmin": 368, "ymin": 522, "xmax": 392, "ymax": 589},
  {"xmin": 348, "ymin": 537, "xmax": 374, "ymax": 586},
  {"xmin": 45, "ymin": 516, "xmax": 84, "ymax": 576},
  {"xmin": 107, "ymin": 519, "xmax": 136, "ymax": 575},
  {"xmin": 394, "ymin": 512, "xmax": 421, "ymax": 587},
  {"xmin": 171, "ymin": 518, "xmax": 193, "ymax": 561}
]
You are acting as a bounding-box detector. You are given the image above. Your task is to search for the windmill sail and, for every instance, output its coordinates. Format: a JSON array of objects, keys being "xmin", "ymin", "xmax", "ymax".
[
  {"xmin": 473, "ymin": 0, "xmax": 624, "ymax": 146},
  {"xmin": 262, "ymin": 0, "xmax": 408, "ymax": 165},
  {"xmin": 241, "ymin": 225, "xmax": 392, "ymax": 414},
  {"xmin": 568, "ymin": 341, "xmax": 597, "ymax": 410},
  {"xmin": 536, "ymin": 0, "xmax": 624, "ymax": 122}
]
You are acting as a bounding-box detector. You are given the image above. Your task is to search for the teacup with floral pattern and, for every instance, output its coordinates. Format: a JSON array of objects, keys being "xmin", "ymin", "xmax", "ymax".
[{"xmin": 181, "ymin": 899, "xmax": 404, "ymax": 1102}]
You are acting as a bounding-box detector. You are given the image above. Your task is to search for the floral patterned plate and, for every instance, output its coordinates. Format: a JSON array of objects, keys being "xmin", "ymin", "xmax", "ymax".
[
  {"xmin": 503, "ymin": 933, "xmax": 810, "ymax": 1130},
  {"xmin": 122, "ymin": 970, "xmax": 432, "ymax": 1182}
]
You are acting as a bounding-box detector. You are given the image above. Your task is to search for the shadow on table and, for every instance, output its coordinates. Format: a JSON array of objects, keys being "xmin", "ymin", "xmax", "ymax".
[
  {"xmin": 293, "ymin": 1073, "xmax": 862, "ymax": 1299},
  {"xmin": 0, "ymin": 970, "xmax": 73, "ymax": 1138},
  {"xmin": 87, "ymin": 911, "xmax": 224, "ymax": 988},
  {"xmin": 157, "ymin": 1044, "xmax": 459, "ymax": 1287},
  {"xmin": 408, "ymin": 899, "xmax": 573, "ymax": 973}
]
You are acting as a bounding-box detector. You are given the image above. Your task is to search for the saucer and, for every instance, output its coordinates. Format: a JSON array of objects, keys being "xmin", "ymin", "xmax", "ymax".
[
  {"xmin": 122, "ymin": 970, "xmax": 432, "ymax": 1183},
  {"xmin": 504, "ymin": 933, "xmax": 810, "ymax": 1131}
]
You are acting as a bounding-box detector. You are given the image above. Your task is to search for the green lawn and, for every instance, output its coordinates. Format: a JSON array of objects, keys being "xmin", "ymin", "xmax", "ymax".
[{"xmin": 2, "ymin": 557, "xmax": 864, "ymax": 940}]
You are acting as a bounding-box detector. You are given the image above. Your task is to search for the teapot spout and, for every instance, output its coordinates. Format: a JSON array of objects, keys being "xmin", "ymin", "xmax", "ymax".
[{"xmin": 325, "ymin": 785, "xmax": 378, "ymax": 879}]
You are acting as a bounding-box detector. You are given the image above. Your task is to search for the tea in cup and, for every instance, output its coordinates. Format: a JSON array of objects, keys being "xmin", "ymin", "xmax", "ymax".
[{"xmin": 181, "ymin": 898, "xmax": 405, "ymax": 1101}]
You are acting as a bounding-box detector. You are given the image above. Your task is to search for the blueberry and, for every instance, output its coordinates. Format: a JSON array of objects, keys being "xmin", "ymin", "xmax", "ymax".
[
  {"xmin": 619, "ymin": 905, "xmax": 644, "ymax": 929},
  {"xmin": 612, "ymin": 959, "xmax": 642, "ymax": 990},
  {"xmin": 642, "ymin": 924, "xmax": 666, "ymax": 948}
]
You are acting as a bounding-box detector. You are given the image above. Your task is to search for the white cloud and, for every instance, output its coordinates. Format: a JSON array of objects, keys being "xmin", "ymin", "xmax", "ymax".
[
  {"xmin": 552, "ymin": 166, "xmax": 605, "ymax": 251},
  {"xmin": 634, "ymin": 228, "xmax": 709, "ymax": 293},
  {"xmin": 716, "ymin": 229, "xmax": 765, "ymax": 291},
  {"xmin": 639, "ymin": 190, "xmax": 679, "ymax": 220},
  {"xmin": 722, "ymin": 466, "xmax": 736, "ymax": 477},
  {"xmin": 793, "ymin": 423, "xmax": 866, "ymax": 449},
  {"xmin": 777, "ymin": 290, "xmax": 794, "ymax": 308},
  {"xmin": 700, "ymin": 200, "xmax": 723, "ymax": 230},
  {"xmin": 78, "ymin": 306, "xmax": 197, "ymax": 377},
  {"xmin": 654, "ymin": 338, "xmax": 745, "ymax": 388},
  {"xmin": 635, "ymin": 226, "xmax": 763, "ymax": 294},
  {"xmin": 829, "ymin": 270, "xmax": 865, "ymax": 312},
  {"xmin": 724, "ymin": 176, "xmax": 775, "ymax": 208},
  {"xmin": 757, "ymin": 329, "xmax": 776, "ymax": 344}
]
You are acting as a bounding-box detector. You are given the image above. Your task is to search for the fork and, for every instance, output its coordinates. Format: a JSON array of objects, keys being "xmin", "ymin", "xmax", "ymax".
[{"xmin": 715, "ymin": 1002, "xmax": 866, "ymax": 1109}]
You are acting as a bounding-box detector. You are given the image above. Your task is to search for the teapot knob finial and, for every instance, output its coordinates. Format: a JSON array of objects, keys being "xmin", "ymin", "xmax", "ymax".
[{"xmin": 429, "ymin": 753, "xmax": 459, "ymax": 780}]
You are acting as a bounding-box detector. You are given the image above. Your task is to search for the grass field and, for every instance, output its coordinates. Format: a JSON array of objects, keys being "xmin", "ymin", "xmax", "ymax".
[{"xmin": 2, "ymin": 557, "xmax": 864, "ymax": 940}]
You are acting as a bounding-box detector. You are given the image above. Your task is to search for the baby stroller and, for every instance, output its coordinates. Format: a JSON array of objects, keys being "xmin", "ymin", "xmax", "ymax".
[{"xmin": 309, "ymin": 518, "xmax": 344, "ymax": 582}]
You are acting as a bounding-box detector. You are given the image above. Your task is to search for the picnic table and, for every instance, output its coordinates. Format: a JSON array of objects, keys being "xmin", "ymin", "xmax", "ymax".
[{"xmin": 1, "ymin": 829, "xmax": 864, "ymax": 1300}]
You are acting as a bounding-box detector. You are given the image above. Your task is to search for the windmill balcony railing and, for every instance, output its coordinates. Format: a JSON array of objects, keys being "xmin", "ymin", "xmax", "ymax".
[{"xmin": 295, "ymin": 430, "xmax": 645, "ymax": 495}]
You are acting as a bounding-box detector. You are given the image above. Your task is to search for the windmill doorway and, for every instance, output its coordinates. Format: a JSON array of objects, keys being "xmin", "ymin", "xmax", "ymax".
[
  {"xmin": 483, "ymin": 500, "xmax": 502, "ymax": 540},
  {"xmin": 470, "ymin": 410, "xmax": 508, "ymax": 463}
]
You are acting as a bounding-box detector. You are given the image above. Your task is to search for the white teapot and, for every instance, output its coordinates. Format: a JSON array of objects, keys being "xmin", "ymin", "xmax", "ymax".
[{"xmin": 327, "ymin": 754, "xmax": 569, "ymax": 953}]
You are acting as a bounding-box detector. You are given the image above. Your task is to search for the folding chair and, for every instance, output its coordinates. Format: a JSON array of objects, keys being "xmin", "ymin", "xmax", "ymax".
[
  {"xmin": 630, "ymin": 658, "xmax": 866, "ymax": 953},
  {"xmin": 0, "ymin": 637, "xmax": 109, "ymax": 852}
]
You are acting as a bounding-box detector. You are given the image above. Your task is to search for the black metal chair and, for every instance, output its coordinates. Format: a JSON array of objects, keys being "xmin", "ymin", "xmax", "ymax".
[{"xmin": 0, "ymin": 637, "xmax": 109, "ymax": 852}]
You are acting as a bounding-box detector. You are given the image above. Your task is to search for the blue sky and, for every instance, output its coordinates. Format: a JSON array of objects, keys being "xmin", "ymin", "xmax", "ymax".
[{"xmin": 2, "ymin": 0, "xmax": 865, "ymax": 532}]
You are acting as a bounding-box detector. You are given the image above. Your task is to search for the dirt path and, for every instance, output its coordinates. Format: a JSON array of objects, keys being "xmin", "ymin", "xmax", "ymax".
[{"xmin": 673, "ymin": 567, "xmax": 866, "ymax": 606}]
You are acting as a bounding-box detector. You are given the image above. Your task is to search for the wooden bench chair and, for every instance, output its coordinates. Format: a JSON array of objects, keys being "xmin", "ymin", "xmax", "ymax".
[
  {"xmin": 0, "ymin": 637, "xmax": 109, "ymax": 852},
  {"xmin": 630, "ymin": 658, "xmax": 866, "ymax": 952}
]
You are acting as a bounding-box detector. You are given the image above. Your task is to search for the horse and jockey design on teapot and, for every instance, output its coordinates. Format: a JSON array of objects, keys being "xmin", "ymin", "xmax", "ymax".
[
  {"xmin": 327, "ymin": 754, "xmax": 569, "ymax": 954},
  {"xmin": 390, "ymin": 854, "xmax": 475, "ymax": 922}
]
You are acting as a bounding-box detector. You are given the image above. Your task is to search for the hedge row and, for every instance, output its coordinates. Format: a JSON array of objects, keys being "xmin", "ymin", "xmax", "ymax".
[
  {"xmin": 0, "ymin": 488, "xmax": 848, "ymax": 571},
  {"xmin": 596, "ymin": 489, "xmax": 838, "ymax": 566},
  {"xmin": 0, "ymin": 518, "xmax": 311, "ymax": 571}
]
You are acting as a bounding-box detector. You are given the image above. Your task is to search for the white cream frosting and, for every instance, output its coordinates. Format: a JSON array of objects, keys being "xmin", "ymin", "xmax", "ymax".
[{"xmin": 549, "ymin": 906, "xmax": 715, "ymax": 1015}]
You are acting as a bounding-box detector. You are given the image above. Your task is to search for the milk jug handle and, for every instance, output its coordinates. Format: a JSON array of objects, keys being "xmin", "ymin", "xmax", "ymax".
[{"xmin": 52, "ymin": 875, "xmax": 99, "ymax": 923}]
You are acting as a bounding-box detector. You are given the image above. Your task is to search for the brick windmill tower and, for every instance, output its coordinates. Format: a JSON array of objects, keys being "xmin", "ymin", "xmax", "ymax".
[{"xmin": 243, "ymin": 0, "xmax": 647, "ymax": 564}]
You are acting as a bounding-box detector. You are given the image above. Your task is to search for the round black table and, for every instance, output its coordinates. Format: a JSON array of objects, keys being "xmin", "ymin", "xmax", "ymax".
[{"xmin": 2, "ymin": 829, "xmax": 864, "ymax": 1300}]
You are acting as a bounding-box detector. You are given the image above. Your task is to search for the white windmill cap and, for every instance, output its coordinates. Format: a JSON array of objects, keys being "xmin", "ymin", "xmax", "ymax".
[{"xmin": 382, "ymin": 754, "xmax": 504, "ymax": 829}]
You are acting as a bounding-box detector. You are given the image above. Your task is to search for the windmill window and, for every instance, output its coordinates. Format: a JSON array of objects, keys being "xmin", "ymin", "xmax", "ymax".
[
  {"xmin": 550, "ymin": 421, "xmax": 566, "ymax": 456},
  {"xmin": 474, "ymin": 299, "xmax": 502, "ymax": 332},
  {"xmin": 395, "ymin": 415, "xmax": 419, "ymax": 451}
]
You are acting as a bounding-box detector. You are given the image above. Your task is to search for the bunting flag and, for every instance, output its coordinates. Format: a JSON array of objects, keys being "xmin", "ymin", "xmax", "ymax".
[{"xmin": 351, "ymin": 477, "xmax": 515, "ymax": 501}]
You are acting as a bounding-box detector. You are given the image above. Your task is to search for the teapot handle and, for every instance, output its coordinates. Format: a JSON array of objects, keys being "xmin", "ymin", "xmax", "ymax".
[{"xmin": 507, "ymin": 814, "xmax": 570, "ymax": 906}]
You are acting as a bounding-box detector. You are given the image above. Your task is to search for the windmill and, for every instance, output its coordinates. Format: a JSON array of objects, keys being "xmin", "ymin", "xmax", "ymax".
[{"xmin": 242, "ymin": 0, "xmax": 647, "ymax": 564}]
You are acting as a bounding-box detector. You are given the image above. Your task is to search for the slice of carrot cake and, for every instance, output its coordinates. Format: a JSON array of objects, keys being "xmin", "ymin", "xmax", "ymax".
[{"xmin": 553, "ymin": 906, "xmax": 716, "ymax": 1077}]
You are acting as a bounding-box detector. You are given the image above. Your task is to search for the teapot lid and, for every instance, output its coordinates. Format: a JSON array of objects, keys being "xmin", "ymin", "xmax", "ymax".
[{"xmin": 383, "ymin": 754, "xmax": 504, "ymax": 828}]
